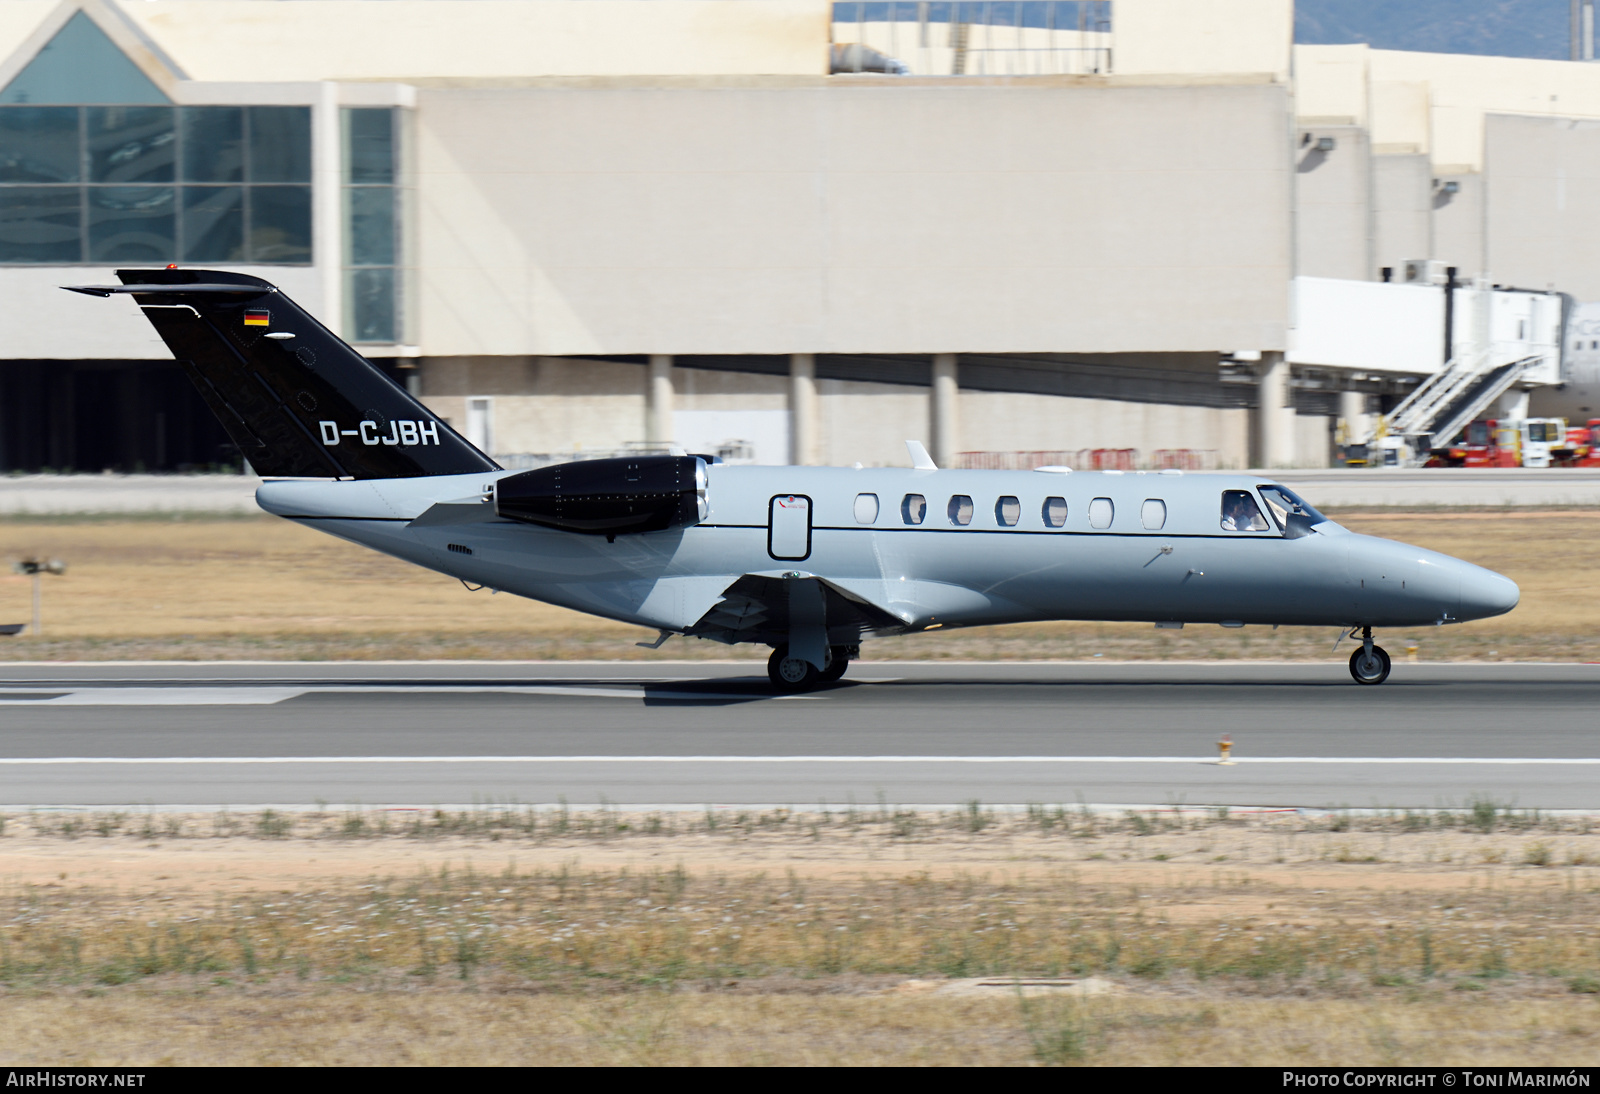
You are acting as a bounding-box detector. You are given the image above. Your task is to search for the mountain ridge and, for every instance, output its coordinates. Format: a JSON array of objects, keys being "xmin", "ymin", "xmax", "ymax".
[{"xmin": 1296, "ymin": 0, "xmax": 1576, "ymax": 61}]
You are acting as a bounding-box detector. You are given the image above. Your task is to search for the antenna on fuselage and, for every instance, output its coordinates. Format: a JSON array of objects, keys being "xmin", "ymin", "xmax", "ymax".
[{"xmin": 905, "ymin": 440, "xmax": 938, "ymax": 470}]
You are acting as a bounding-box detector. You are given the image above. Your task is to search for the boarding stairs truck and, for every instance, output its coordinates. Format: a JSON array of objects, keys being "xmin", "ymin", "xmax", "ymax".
[{"xmin": 1289, "ymin": 271, "xmax": 1568, "ymax": 468}]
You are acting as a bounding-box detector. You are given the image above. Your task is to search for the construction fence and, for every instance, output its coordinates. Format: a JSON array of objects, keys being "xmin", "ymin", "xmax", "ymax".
[{"xmin": 956, "ymin": 449, "xmax": 1219, "ymax": 471}]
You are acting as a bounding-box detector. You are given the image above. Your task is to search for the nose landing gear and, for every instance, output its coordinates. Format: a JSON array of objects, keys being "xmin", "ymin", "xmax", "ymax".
[{"xmin": 1348, "ymin": 625, "xmax": 1391, "ymax": 685}]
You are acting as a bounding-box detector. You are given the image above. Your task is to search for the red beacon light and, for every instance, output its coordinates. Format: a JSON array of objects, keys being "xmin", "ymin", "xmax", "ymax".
[{"xmin": 166, "ymin": 263, "xmax": 177, "ymax": 269}]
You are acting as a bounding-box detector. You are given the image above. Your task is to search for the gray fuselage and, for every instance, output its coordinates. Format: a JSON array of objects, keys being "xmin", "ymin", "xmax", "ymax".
[{"xmin": 256, "ymin": 465, "xmax": 1520, "ymax": 642}]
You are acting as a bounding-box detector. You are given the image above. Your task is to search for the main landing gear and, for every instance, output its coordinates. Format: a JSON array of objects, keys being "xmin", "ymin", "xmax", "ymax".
[
  {"xmin": 1347, "ymin": 625, "xmax": 1391, "ymax": 686},
  {"xmin": 767, "ymin": 644, "xmax": 855, "ymax": 693}
]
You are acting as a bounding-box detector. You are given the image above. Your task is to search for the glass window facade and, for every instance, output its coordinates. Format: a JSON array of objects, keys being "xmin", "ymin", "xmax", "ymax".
[
  {"xmin": 343, "ymin": 107, "xmax": 401, "ymax": 343},
  {"xmin": 0, "ymin": 105, "xmax": 312, "ymax": 264}
]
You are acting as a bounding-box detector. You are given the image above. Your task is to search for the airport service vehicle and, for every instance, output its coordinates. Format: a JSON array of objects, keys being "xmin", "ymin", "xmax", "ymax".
[
  {"xmin": 1427, "ymin": 417, "xmax": 1587, "ymax": 468},
  {"xmin": 68, "ymin": 269, "xmax": 1522, "ymax": 688}
]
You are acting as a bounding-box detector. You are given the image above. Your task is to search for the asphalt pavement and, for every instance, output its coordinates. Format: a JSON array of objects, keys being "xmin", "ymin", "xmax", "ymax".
[{"xmin": 0, "ymin": 661, "xmax": 1596, "ymax": 810}]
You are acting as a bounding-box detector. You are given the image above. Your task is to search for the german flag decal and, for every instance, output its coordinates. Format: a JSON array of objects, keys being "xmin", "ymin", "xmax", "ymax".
[{"xmin": 243, "ymin": 309, "xmax": 270, "ymax": 327}]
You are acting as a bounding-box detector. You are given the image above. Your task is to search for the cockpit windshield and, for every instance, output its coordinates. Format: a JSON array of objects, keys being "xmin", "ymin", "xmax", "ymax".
[{"xmin": 1257, "ymin": 484, "xmax": 1328, "ymax": 529}]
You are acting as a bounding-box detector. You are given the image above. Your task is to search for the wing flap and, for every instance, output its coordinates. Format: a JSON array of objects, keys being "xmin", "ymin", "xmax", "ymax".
[{"xmin": 685, "ymin": 573, "xmax": 908, "ymax": 647}]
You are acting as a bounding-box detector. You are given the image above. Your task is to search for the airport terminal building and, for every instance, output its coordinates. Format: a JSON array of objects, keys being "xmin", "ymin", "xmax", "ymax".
[{"xmin": 2, "ymin": 0, "xmax": 1599, "ymax": 473}]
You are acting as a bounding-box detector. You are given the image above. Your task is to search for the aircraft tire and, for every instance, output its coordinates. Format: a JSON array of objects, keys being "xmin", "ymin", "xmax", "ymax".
[
  {"xmin": 1348, "ymin": 645, "xmax": 1392, "ymax": 685},
  {"xmin": 768, "ymin": 646, "xmax": 820, "ymax": 692},
  {"xmin": 818, "ymin": 648, "xmax": 850, "ymax": 683}
]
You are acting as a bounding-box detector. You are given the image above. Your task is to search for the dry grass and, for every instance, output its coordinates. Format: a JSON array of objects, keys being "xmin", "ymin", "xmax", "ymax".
[
  {"xmin": 0, "ymin": 509, "xmax": 1593, "ymax": 662},
  {"xmin": 7, "ymin": 994, "xmax": 1600, "ymax": 1066},
  {"xmin": 6, "ymin": 807, "xmax": 1600, "ymax": 1064}
]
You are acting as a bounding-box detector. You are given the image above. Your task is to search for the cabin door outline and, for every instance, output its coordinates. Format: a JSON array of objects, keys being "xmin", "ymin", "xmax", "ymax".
[{"xmin": 767, "ymin": 494, "xmax": 812, "ymax": 561}]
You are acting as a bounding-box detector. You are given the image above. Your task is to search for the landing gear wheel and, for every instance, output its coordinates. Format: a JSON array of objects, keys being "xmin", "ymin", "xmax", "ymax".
[
  {"xmin": 818, "ymin": 647, "xmax": 851, "ymax": 684},
  {"xmin": 1349, "ymin": 644, "xmax": 1392, "ymax": 685},
  {"xmin": 767, "ymin": 646, "xmax": 820, "ymax": 693}
]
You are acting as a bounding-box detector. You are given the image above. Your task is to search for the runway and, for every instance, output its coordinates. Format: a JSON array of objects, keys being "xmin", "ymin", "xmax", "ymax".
[{"xmin": 0, "ymin": 661, "xmax": 1597, "ymax": 810}]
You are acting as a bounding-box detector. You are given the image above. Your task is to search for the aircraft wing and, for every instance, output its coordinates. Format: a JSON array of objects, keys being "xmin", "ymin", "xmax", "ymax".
[{"xmin": 685, "ymin": 572, "xmax": 911, "ymax": 648}]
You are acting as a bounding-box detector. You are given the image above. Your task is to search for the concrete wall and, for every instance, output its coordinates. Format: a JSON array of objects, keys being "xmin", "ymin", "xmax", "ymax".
[
  {"xmin": 1294, "ymin": 125, "xmax": 1368, "ymax": 280},
  {"xmin": 1293, "ymin": 410, "xmax": 1331, "ymax": 468},
  {"xmin": 1486, "ymin": 114, "xmax": 1600, "ymax": 301},
  {"xmin": 1369, "ymin": 49, "xmax": 1600, "ymax": 174},
  {"xmin": 1289, "ymin": 45, "xmax": 1600, "ymax": 293},
  {"xmin": 1432, "ymin": 171, "xmax": 1485, "ymax": 280},
  {"xmin": 1297, "ymin": 44, "xmax": 1600, "ymax": 174},
  {"xmin": 420, "ymin": 356, "xmax": 646, "ymax": 455},
  {"xmin": 420, "ymin": 356, "xmax": 1256, "ymax": 468},
  {"xmin": 111, "ymin": 1, "xmax": 831, "ymax": 81},
  {"xmin": 1116, "ymin": 0, "xmax": 1292, "ymax": 82},
  {"xmin": 1371, "ymin": 153, "xmax": 1432, "ymax": 275},
  {"xmin": 1294, "ymin": 43, "xmax": 1367, "ymax": 127},
  {"xmin": 959, "ymin": 389, "xmax": 1251, "ymax": 468},
  {"xmin": 414, "ymin": 80, "xmax": 1293, "ymax": 358},
  {"xmin": 1, "ymin": 265, "xmax": 326, "ymax": 359}
]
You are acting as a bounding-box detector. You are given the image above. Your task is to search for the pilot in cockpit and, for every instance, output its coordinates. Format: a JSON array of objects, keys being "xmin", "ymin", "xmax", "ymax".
[{"xmin": 1220, "ymin": 490, "xmax": 1268, "ymax": 532}]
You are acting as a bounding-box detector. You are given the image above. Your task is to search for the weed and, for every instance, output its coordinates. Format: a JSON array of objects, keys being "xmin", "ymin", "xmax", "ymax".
[
  {"xmin": 256, "ymin": 810, "xmax": 291, "ymax": 838},
  {"xmin": 1020, "ymin": 993, "xmax": 1101, "ymax": 1065},
  {"xmin": 1468, "ymin": 795, "xmax": 1500, "ymax": 834},
  {"xmin": 1478, "ymin": 947, "xmax": 1511, "ymax": 980},
  {"xmin": 1523, "ymin": 842, "xmax": 1554, "ymax": 867}
]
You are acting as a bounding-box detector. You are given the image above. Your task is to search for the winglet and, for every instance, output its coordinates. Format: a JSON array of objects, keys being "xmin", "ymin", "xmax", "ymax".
[{"xmin": 905, "ymin": 440, "xmax": 937, "ymax": 470}]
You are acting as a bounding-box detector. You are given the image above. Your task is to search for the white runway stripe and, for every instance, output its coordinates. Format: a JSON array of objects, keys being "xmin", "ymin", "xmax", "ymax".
[
  {"xmin": 1, "ymin": 755, "xmax": 1599, "ymax": 765},
  {"xmin": 0, "ymin": 688, "xmax": 306, "ymax": 706},
  {"xmin": 0, "ymin": 684, "xmax": 761, "ymax": 705}
]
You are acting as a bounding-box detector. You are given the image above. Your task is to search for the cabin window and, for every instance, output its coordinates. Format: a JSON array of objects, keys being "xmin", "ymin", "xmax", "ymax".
[
  {"xmin": 948, "ymin": 495, "xmax": 973, "ymax": 526},
  {"xmin": 853, "ymin": 493, "xmax": 879, "ymax": 524},
  {"xmin": 1141, "ymin": 499, "xmax": 1166, "ymax": 530},
  {"xmin": 1088, "ymin": 497, "xmax": 1113, "ymax": 529},
  {"xmin": 1042, "ymin": 497, "xmax": 1067, "ymax": 528},
  {"xmin": 995, "ymin": 496, "xmax": 1020, "ymax": 527},
  {"xmin": 901, "ymin": 493, "xmax": 926, "ymax": 525},
  {"xmin": 1220, "ymin": 490, "xmax": 1269, "ymax": 531}
]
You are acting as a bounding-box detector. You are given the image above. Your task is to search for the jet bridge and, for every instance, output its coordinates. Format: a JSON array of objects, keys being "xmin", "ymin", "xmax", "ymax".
[{"xmin": 1289, "ymin": 276, "xmax": 1567, "ymax": 466}]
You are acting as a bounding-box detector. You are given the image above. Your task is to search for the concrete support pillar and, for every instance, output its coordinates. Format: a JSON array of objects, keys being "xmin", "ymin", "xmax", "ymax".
[
  {"xmin": 646, "ymin": 354, "xmax": 674, "ymax": 447},
  {"xmin": 1338, "ymin": 389, "xmax": 1368, "ymax": 444},
  {"xmin": 1254, "ymin": 352, "xmax": 1294, "ymax": 468},
  {"xmin": 930, "ymin": 353, "xmax": 959, "ymax": 469},
  {"xmin": 789, "ymin": 353, "xmax": 818, "ymax": 466},
  {"xmin": 312, "ymin": 81, "xmax": 344, "ymax": 337}
]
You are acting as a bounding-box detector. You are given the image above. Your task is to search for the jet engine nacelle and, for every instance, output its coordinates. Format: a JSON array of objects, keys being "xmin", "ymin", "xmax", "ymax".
[{"xmin": 494, "ymin": 455, "xmax": 708, "ymax": 536}]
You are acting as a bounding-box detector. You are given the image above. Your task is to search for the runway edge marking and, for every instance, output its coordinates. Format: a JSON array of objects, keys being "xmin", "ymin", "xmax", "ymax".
[{"xmin": 3, "ymin": 756, "xmax": 1600, "ymax": 765}]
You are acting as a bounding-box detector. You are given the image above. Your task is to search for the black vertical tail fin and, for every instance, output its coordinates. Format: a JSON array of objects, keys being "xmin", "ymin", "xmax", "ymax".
[{"xmin": 64, "ymin": 268, "xmax": 499, "ymax": 480}]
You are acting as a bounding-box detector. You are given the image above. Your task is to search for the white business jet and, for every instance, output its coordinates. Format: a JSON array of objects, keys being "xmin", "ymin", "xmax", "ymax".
[{"xmin": 69, "ymin": 270, "xmax": 1520, "ymax": 689}]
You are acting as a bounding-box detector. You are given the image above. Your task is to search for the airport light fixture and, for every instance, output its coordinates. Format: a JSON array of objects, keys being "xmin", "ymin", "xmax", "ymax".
[{"xmin": 12, "ymin": 558, "xmax": 66, "ymax": 639}]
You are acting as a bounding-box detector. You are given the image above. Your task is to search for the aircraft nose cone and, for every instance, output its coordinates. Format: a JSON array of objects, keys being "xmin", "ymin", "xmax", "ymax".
[{"xmin": 1459, "ymin": 567, "xmax": 1519, "ymax": 621}]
